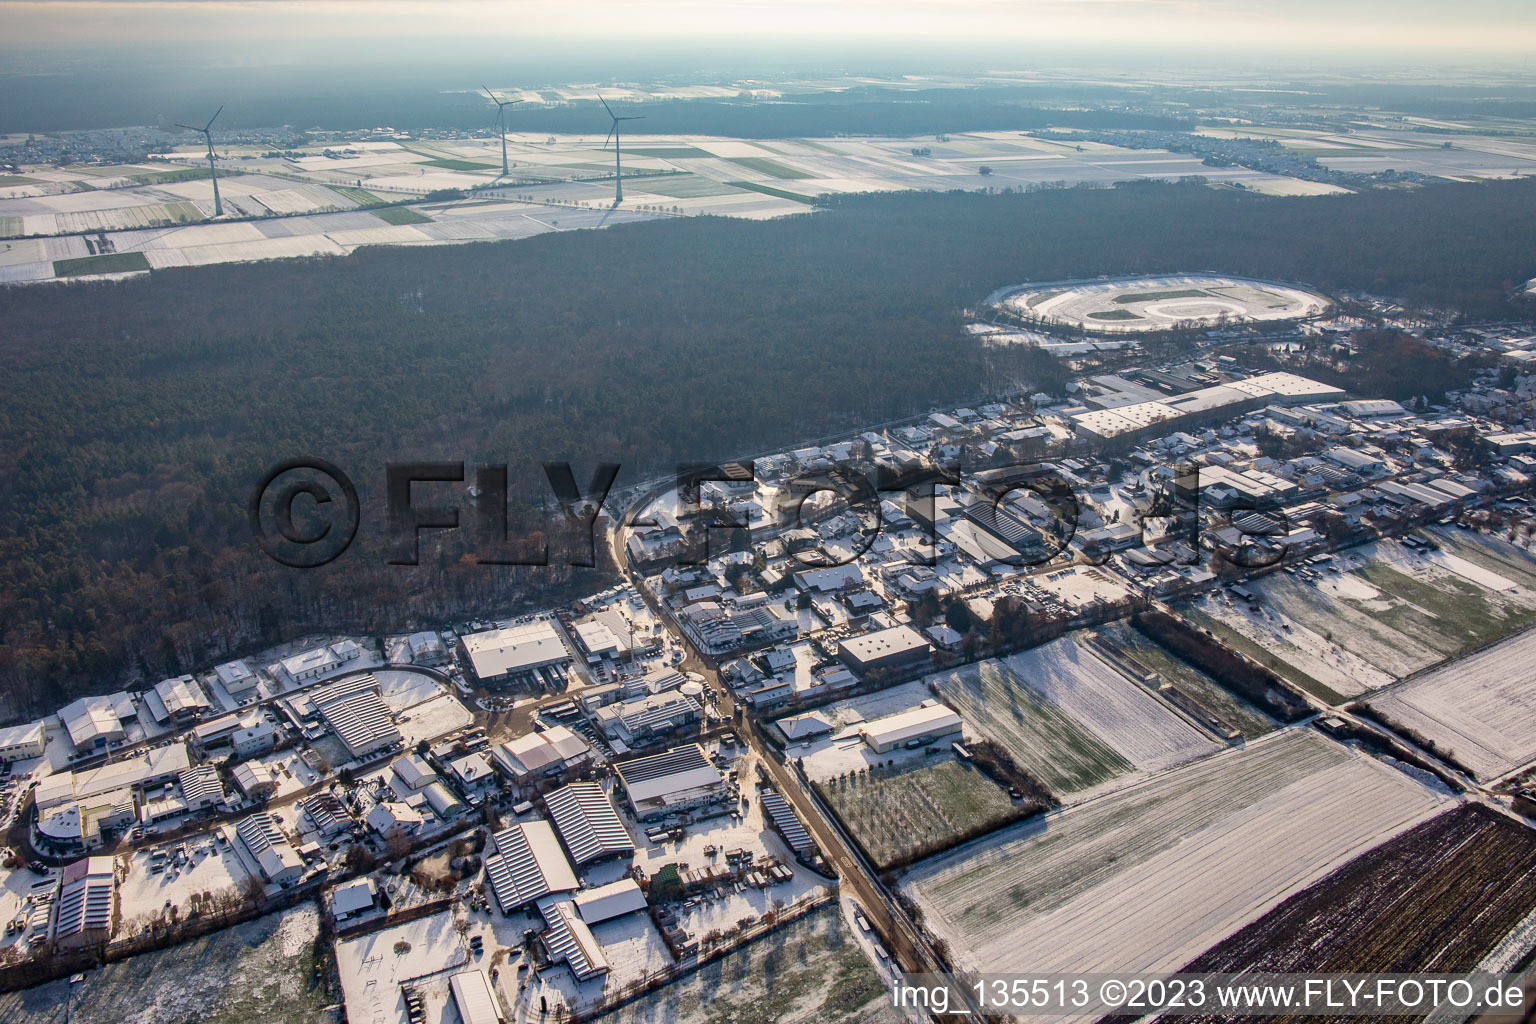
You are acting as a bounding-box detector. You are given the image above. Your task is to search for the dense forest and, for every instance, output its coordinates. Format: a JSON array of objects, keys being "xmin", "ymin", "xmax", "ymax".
[{"xmin": 1, "ymin": 178, "xmax": 1535, "ymax": 718}]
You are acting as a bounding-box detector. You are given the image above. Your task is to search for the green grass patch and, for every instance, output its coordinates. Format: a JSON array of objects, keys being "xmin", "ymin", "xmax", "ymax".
[
  {"xmin": 53, "ymin": 251, "xmax": 150, "ymax": 277},
  {"xmin": 724, "ymin": 156, "xmax": 815, "ymax": 179},
  {"xmin": 724, "ymin": 180, "xmax": 818, "ymax": 204},
  {"xmin": 418, "ymin": 157, "xmax": 498, "ymax": 171},
  {"xmin": 330, "ymin": 186, "xmax": 388, "ymax": 206},
  {"xmin": 1087, "ymin": 308, "xmax": 1142, "ymax": 320},
  {"xmin": 626, "ymin": 146, "xmax": 713, "ymax": 158},
  {"xmin": 0, "ymin": 216, "xmax": 23, "ymax": 237},
  {"xmin": 1113, "ymin": 288, "xmax": 1210, "ymax": 304},
  {"xmin": 0, "ymin": 174, "xmax": 41, "ymax": 187},
  {"xmin": 629, "ymin": 174, "xmax": 745, "ymax": 199},
  {"xmin": 816, "ymin": 757, "xmax": 1021, "ymax": 869},
  {"xmin": 1359, "ymin": 563, "xmax": 1536, "ymax": 650},
  {"xmin": 372, "ymin": 206, "xmax": 433, "ymax": 225},
  {"xmin": 127, "ymin": 167, "xmax": 213, "ymax": 186}
]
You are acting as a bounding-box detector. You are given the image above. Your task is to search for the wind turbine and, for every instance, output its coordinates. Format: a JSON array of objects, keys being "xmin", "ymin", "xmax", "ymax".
[
  {"xmin": 482, "ymin": 86, "xmax": 521, "ymax": 177},
  {"xmin": 598, "ymin": 94, "xmax": 644, "ymax": 204},
  {"xmin": 174, "ymin": 106, "xmax": 223, "ymax": 217}
]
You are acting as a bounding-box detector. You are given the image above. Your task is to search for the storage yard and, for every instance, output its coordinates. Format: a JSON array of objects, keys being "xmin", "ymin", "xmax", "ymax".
[{"xmin": 904, "ymin": 729, "xmax": 1452, "ymax": 977}]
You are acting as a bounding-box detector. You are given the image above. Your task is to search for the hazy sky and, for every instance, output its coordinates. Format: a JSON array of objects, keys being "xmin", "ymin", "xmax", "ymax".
[{"xmin": 3, "ymin": 0, "xmax": 1535, "ymax": 62}]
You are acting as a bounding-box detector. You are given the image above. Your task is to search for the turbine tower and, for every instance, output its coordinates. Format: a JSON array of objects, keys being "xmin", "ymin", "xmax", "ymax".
[
  {"xmin": 482, "ymin": 86, "xmax": 521, "ymax": 177},
  {"xmin": 174, "ymin": 106, "xmax": 223, "ymax": 217},
  {"xmin": 599, "ymin": 94, "xmax": 644, "ymax": 204}
]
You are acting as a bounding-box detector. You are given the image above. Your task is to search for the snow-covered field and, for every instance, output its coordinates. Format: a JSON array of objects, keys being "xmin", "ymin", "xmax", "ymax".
[
  {"xmin": 0, "ymin": 905, "xmax": 327, "ymax": 1024},
  {"xmin": 336, "ymin": 910, "xmax": 467, "ymax": 1024},
  {"xmin": 394, "ymin": 692, "xmax": 475, "ymax": 746},
  {"xmin": 119, "ymin": 840, "xmax": 252, "ymax": 930},
  {"xmin": 1000, "ymin": 637, "xmax": 1220, "ymax": 771},
  {"xmin": 904, "ymin": 729, "xmax": 1452, "ymax": 981},
  {"xmin": 1367, "ymin": 627, "xmax": 1536, "ymax": 781}
]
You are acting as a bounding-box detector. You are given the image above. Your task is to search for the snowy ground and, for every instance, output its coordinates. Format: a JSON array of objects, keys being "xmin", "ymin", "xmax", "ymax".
[
  {"xmin": 118, "ymin": 839, "xmax": 252, "ymax": 933},
  {"xmin": 1000, "ymin": 637, "xmax": 1220, "ymax": 772},
  {"xmin": 335, "ymin": 910, "xmax": 468, "ymax": 1024},
  {"xmin": 0, "ymin": 905, "xmax": 329, "ymax": 1024},
  {"xmin": 394, "ymin": 693, "xmax": 475, "ymax": 747},
  {"xmin": 1368, "ymin": 627, "xmax": 1536, "ymax": 782},
  {"xmin": 904, "ymin": 728, "xmax": 1453, "ymax": 994}
]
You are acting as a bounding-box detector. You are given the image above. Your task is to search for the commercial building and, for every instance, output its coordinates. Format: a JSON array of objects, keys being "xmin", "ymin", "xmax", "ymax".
[
  {"xmin": 235, "ymin": 813, "xmax": 304, "ymax": 884},
  {"xmin": 147, "ymin": 675, "xmax": 212, "ymax": 726},
  {"xmin": 542, "ymin": 782, "xmax": 636, "ymax": 864},
  {"xmin": 837, "ymin": 625, "xmax": 933, "ymax": 678},
  {"xmin": 0, "ymin": 720, "xmax": 45, "ymax": 762},
  {"xmin": 461, "ymin": 620, "xmax": 572, "ymax": 683},
  {"xmin": 613, "ymin": 744, "xmax": 725, "ymax": 819},
  {"xmin": 270, "ymin": 642, "xmax": 362, "ymax": 688},
  {"xmin": 490, "ymin": 726, "xmax": 591, "ymax": 781},
  {"xmin": 858, "ymin": 701, "xmax": 963, "ymax": 753},
  {"xmin": 484, "ymin": 821, "xmax": 579, "ymax": 914},
  {"xmin": 232, "ymin": 761, "xmax": 278, "ymax": 800},
  {"xmin": 365, "ymin": 801, "xmax": 423, "ymax": 840}
]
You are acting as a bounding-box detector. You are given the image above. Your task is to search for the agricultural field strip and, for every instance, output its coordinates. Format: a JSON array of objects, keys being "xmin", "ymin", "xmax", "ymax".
[
  {"xmin": 1001, "ymin": 637, "xmax": 1220, "ymax": 772},
  {"xmin": 1188, "ymin": 596, "xmax": 1393, "ymax": 700},
  {"xmin": 1176, "ymin": 807, "xmax": 1536, "ymax": 1001},
  {"xmin": 1093, "ymin": 622, "xmax": 1276, "ymax": 739},
  {"xmin": 1367, "ymin": 626, "xmax": 1536, "ymax": 782},
  {"xmin": 930, "ymin": 660, "xmax": 1134, "ymax": 798},
  {"xmin": 905, "ymin": 729, "xmax": 1452, "ymax": 976}
]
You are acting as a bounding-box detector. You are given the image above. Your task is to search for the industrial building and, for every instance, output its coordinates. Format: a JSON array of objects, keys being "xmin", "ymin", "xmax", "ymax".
[
  {"xmin": 592, "ymin": 690, "xmax": 701, "ymax": 745},
  {"xmin": 858, "ymin": 701, "xmax": 963, "ymax": 753},
  {"xmin": 59, "ymin": 693, "xmax": 132, "ymax": 752},
  {"xmin": 539, "ymin": 900, "xmax": 609, "ymax": 982},
  {"xmin": 461, "ymin": 620, "xmax": 572, "ymax": 684},
  {"xmin": 572, "ymin": 878, "xmax": 648, "ymax": 925},
  {"xmin": 50, "ymin": 856, "xmax": 117, "ymax": 951},
  {"xmin": 310, "ymin": 675, "xmax": 401, "ymax": 758},
  {"xmin": 449, "ymin": 970, "xmax": 504, "ymax": 1024},
  {"xmin": 146, "ymin": 675, "xmax": 212, "ymax": 726},
  {"xmin": 1070, "ymin": 372, "xmax": 1345, "ymax": 445},
  {"xmin": 837, "ymin": 625, "xmax": 934, "ymax": 678},
  {"xmin": 484, "ymin": 821, "xmax": 579, "ymax": 914},
  {"xmin": 613, "ymin": 744, "xmax": 726, "ymax": 819},
  {"xmin": 542, "ymin": 782, "xmax": 636, "ymax": 864},
  {"xmin": 212, "ymin": 659, "xmax": 261, "ymax": 699},
  {"xmin": 758, "ymin": 789, "xmax": 815, "ymax": 857},
  {"xmin": 490, "ymin": 726, "xmax": 591, "ymax": 780}
]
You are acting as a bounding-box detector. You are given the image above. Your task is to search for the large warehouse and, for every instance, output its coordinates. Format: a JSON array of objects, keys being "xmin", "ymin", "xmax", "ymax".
[
  {"xmin": 462, "ymin": 620, "xmax": 573, "ymax": 684},
  {"xmin": 543, "ymin": 782, "xmax": 637, "ymax": 864},
  {"xmin": 484, "ymin": 820, "xmax": 579, "ymax": 914},
  {"xmin": 837, "ymin": 625, "xmax": 934, "ymax": 678},
  {"xmin": 858, "ymin": 701, "xmax": 963, "ymax": 753},
  {"xmin": 613, "ymin": 744, "xmax": 726, "ymax": 819}
]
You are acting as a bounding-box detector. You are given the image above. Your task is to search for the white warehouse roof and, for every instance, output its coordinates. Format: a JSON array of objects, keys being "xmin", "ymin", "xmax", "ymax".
[
  {"xmin": 859, "ymin": 701, "xmax": 963, "ymax": 749},
  {"xmin": 573, "ymin": 878, "xmax": 647, "ymax": 925},
  {"xmin": 462, "ymin": 620, "xmax": 572, "ymax": 679}
]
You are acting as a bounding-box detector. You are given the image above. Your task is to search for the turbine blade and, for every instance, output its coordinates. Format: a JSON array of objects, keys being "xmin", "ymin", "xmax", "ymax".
[
  {"xmin": 620, "ymin": 115, "xmax": 645, "ymax": 122},
  {"xmin": 483, "ymin": 85, "xmax": 497, "ymax": 101},
  {"xmin": 204, "ymin": 105, "xmax": 223, "ymax": 132},
  {"xmin": 173, "ymin": 123, "xmax": 198, "ymax": 131},
  {"xmin": 597, "ymin": 93, "xmax": 615, "ymax": 119},
  {"xmin": 603, "ymin": 125, "xmax": 616, "ymax": 150}
]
